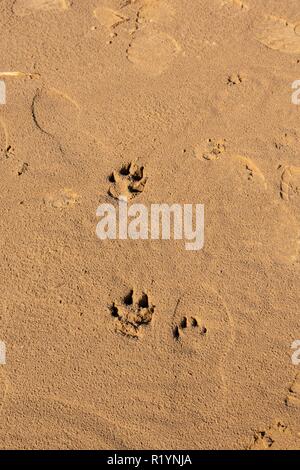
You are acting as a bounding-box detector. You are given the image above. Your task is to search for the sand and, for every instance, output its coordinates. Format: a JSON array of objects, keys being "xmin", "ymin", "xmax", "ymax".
[{"xmin": 0, "ymin": 0, "xmax": 300, "ymax": 450}]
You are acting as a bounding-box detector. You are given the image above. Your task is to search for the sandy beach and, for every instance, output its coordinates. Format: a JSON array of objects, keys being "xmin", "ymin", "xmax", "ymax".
[{"xmin": 0, "ymin": 0, "xmax": 300, "ymax": 450}]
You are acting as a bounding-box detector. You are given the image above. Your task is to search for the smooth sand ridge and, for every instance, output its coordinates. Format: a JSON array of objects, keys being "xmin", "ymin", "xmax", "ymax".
[{"xmin": 0, "ymin": 0, "xmax": 299, "ymax": 450}]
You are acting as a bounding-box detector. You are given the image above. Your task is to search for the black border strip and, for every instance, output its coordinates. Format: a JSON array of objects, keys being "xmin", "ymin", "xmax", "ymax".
[{"xmin": 0, "ymin": 450, "xmax": 299, "ymax": 465}]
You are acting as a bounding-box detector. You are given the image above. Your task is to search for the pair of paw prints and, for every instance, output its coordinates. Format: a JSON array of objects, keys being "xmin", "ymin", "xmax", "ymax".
[
  {"xmin": 109, "ymin": 291, "xmax": 210, "ymax": 345},
  {"xmin": 173, "ymin": 316, "xmax": 207, "ymax": 341},
  {"xmin": 108, "ymin": 162, "xmax": 147, "ymax": 200},
  {"xmin": 109, "ymin": 289, "xmax": 155, "ymax": 339}
]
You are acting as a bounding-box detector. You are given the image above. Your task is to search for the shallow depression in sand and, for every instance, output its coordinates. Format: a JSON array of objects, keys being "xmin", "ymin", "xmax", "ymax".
[
  {"xmin": 127, "ymin": 29, "xmax": 181, "ymax": 76},
  {"xmin": 255, "ymin": 16, "xmax": 300, "ymax": 54},
  {"xmin": 12, "ymin": 0, "xmax": 71, "ymax": 16}
]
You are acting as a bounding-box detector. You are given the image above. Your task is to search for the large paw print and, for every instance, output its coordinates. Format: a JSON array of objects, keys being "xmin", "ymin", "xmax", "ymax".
[
  {"xmin": 109, "ymin": 289, "xmax": 155, "ymax": 339},
  {"xmin": 108, "ymin": 162, "xmax": 147, "ymax": 200}
]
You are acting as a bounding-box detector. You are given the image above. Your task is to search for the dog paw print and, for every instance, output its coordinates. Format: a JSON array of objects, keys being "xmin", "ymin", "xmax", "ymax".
[
  {"xmin": 18, "ymin": 162, "xmax": 29, "ymax": 176},
  {"xmin": 249, "ymin": 422, "xmax": 289, "ymax": 450},
  {"xmin": 109, "ymin": 289, "xmax": 155, "ymax": 339},
  {"xmin": 227, "ymin": 73, "xmax": 243, "ymax": 87},
  {"xmin": 195, "ymin": 138, "xmax": 227, "ymax": 161},
  {"xmin": 108, "ymin": 162, "xmax": 147, "ymax": 200},
  {"xmin": 286, "ymin": 373, "xmax": 300, "ymax": 408},
  {"xmin": 173, "ymin": 316, "xmax": 207, "ymax": 341}
]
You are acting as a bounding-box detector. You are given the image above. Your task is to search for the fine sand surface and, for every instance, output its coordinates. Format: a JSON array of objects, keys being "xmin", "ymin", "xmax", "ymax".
[{"xmin": 0, "ymin": 0, "xmax": 300, "ymax": 450}]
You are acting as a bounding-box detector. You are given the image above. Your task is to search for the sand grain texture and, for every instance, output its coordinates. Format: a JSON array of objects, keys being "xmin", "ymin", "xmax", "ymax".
[{"xmin": 0, "ymin": 0, "xmax": 299, "ymax": 450}]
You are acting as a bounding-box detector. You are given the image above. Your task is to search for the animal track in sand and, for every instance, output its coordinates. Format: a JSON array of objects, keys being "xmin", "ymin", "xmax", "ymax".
[
  {"xmin": 232, "ymin": 155, "xmax": 267, "ymax": 187},
  {"xmin": 280, "ymin": 166, "xmax": 300, "ymax": 202},
  {"xmin": 286, "ymin": 373, "xmax": 300, "ymax": 408},
  {"xmin": 43, "ymin": 188, "xmax": 80, "ymax": 208},
  {"xmin": 194, "ymin": 138, "xmax": 227, "ymax": 161},
  {"xmin": 109, "ymin": 289, "xmax": 155, "ymax": 339},
  {"xmin": 249, "ymin": 422, "xmax": 296, "ymax": 450},
  {"xmin": 196, "ymin": 142, "xmax": 267, "ymax": 189},
  {"xmin": 255, "ymin": 16, "xmax": 300, "ymax": 54},
  {"xmin": 274, "ymin": 130, "xmax": 299, "ymax": 151},
  {"xmin": 170, "ymin": 286, "xmax": 235, "ymax": 410},
  {"xmin": 0, "ymin": 119, "xmax": 14, "ymax": 159},
  {"xmin": 18, "ymin": 162, "xmax": 29, "ymax": 176},
  {"xmin": 227, "ymin": 73, "xmax": 243, "ymax": 87},
  {"xmin": 93, "ymin": 6, "xmax": 129, "ymax": 28},
  {"xmin": 173, "ymin": 315, "xmax": 207, "ymax": 342},
  {"xmin": 108, "ymin": 162, "xmax": 147, "ymax": 200},
  {"xmin": 127, "ymin": 29, "xmax": 181, "ymax": 76},
  {"xmin": 172, "ymin": 287, "xmax": 235, "ymax": 359},
  {"xmin": 12, "ymin": 0, "xmax": 71, "ymax": 16}
]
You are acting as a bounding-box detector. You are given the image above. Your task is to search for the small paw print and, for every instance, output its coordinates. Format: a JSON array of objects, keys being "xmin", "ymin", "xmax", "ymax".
[
  {"xmin": 195, "ymin": 138, "xmax": 227, "ymax": 161},
  {"xmin": 227, "ymin": 73, "xmax": 243, "ymax": 86},
  {"xmin": 173, "ymin": 316, "xmax": 207, "ymax": 341}
]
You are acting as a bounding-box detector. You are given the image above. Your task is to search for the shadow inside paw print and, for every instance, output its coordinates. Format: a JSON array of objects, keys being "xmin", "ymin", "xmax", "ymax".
[
  {"xmin": 173, "ymin": 316, "xmax": 207, "ymax": 341},
  {"xmin": 109, "ymin": 289, "xmax": 155, "ymax": 339},
  {"xmin": 249, "ymin": 422, "xmax": 290, "ymax": 450},
  {"xmin": 286, "ymin": 373, "xmax": 300, "ymax": 408},
  {"xmin": 108, "ymin": 162, "xmax": 147, "ymax": 200},
  {"xmin": 227, "ymin": 73, "xmax": 243, "ymax": 86}
]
